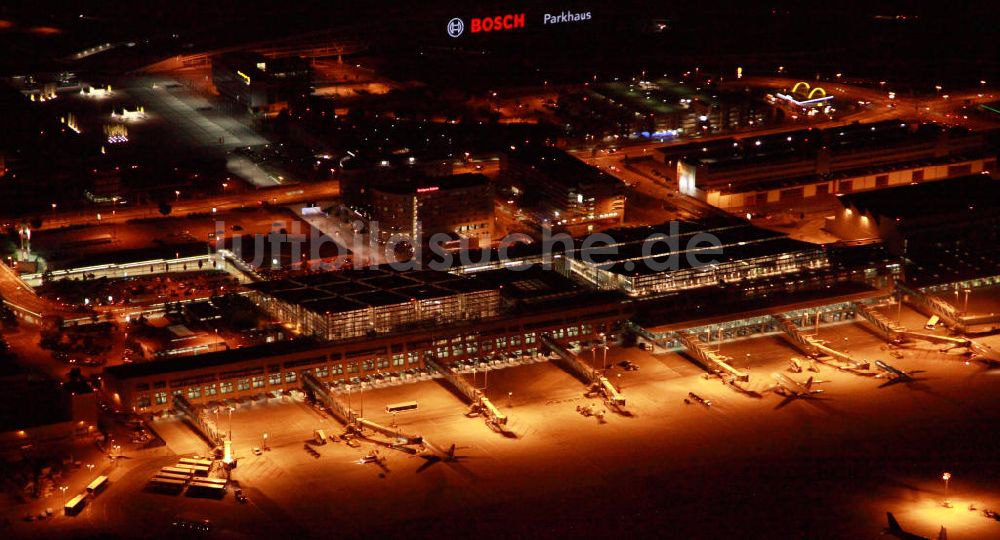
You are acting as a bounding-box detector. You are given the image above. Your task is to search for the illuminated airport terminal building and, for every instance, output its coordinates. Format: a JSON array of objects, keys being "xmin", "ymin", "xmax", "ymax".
[
  {"xmin": 559, "ymin": 222, "xmax": 830, "ymax": 296},
  {"xmin": 103, "ymin": 268, "xmax": 626, "ymax": 413},
  {"xmin": 245, "ymin": 269, "xmax": 501, "ymax": 341},
  {"xmin": 101, "ymin": 216, "xmax": 903, "ymax": 414}
]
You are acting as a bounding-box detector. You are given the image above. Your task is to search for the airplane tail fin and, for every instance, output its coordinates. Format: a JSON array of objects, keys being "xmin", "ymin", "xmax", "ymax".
[
  {"xmin": 938, "ymin": 526, "xmax": 947, "ymax": 540},
  {"xmin": 886, "ymin": 512, "xmax": 902, "ymax": 532},
  {"xmin": 804, "ymin": 376, "xmax": 814, "ymax": 390},
  {"xmin": 447, "ymin": 444, "xmax": 456, "ymax": 458}
]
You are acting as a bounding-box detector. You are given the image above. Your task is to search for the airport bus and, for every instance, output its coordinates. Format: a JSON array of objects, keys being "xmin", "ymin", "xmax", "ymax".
[
  {"xmin": 385, "ymin": 401, "xmax": 419, "ymax": 413},
  {"xmin": 155, "ymin": 472, "xmax": 192, "ymax": 482},
  {"xmin": 86, "ymin": 475, "xmax": 109, "ymax": 495},
  {"xmin": 190, "ymin": 477, "xmax": 227, "ymax": 486},
  {"xmin": 187, "ymin": 479, "xmax": 226, "ymax": 496},
  {"xmin": 149, "ymin": 477, "xmax": 187, "ymax": 491},
  {"xmin": 160, "ymin": 466, "xmax": 194, "ymax": 477},
  {"xmin": 179, "ymin": 457, "xmax": 213, "ymax": 468},
  {"xmin": 64, "ymin": 493, "xmax": 87, "ymax": 516},
  {"xmin": 175, "ymin": 463, "xmax": 210, "ymax": 476}
]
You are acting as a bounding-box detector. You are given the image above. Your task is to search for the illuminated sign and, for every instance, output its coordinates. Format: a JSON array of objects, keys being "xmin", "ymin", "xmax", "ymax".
[
  {"xmin": 471, "ymin": 13, "xmax": 525, "ymax": 33},
  {"xmin": 542, "ymin": 10, "xmax": 592, "ymax": 25},
  {"xmin": 447, "ymin": 18, "xmax": 465, "ymax": 37},
  {"xmin": 778, "ymin": 81, "xmax": 833, "ymax": 107},
  {"xmin": 236, "ymin": 70, "xmax": 251, "ymax": 86},
  {"xmin": 416, "ymin": 186, "xmax": 440, "ymax": 193},
  {"xmin": 448, "ymin": 13, "xmax": 525, "ymax": 37},
  {"xmin": 775, "ymin": 93, "xmax": 834, "ymax": 107}
]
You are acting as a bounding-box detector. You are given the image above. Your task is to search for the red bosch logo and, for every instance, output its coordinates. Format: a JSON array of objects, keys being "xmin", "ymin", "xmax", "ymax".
[{"xmin": 470, "ymin": 13, "xmax": 525, "ymax": 33}]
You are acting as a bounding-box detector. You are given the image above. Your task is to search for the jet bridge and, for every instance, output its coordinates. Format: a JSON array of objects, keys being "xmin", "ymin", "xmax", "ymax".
[
  {"xmin": 673, "ymin": 331, "xmax": 749, "ymax": 383},
  {"xmin": 423, "ymin": 356, "xmax": 509, "ymax": 428},
  {"xmin": 852, "ymin": 302, "xmax": 906, "ymax": 341},
  {"xmin": 540, "ymin": 334, "xmax": 626, "ymax": 407},
  {"xmin": 172, "ymin": 394, "xmax": 223, "ymax": 448},
  {"xmin": 301, "ymin": 373, "xmax": 422, "ymax": 445},
  {"xmin": 770, "ymin": 314, "xmax": 871, "ymax": 372},
  {"xmin": 895, "ymin": 281, "xmax": 961, "ymax": 327}
]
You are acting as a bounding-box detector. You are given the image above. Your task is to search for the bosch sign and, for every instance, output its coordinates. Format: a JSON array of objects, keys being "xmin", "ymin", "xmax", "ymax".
[{"xmin": 447, "ymin": 13, "xmax": 526, "ymax": 37}]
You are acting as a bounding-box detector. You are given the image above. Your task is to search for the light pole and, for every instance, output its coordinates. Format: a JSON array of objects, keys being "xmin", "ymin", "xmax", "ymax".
[
  {"xmin": 227, "ymin": 406, "xmax": 234, "ymax": 441},
  {"xmin": 963, "ymin": 289, "xmax": 970, "ymax": 313},
  {"xmin": 59, "ymin": 485, "xmax": 68, "ymax": 497},
  {"xmin": 942, "ymin": 472, "xmax": 952, "ymax": 507},
  {"xmin": 601, "ymin": 333, "xmax": 608, "ymax": 372}
]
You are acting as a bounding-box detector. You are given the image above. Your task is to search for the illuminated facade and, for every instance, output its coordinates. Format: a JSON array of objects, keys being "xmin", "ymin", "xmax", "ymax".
[
  {"xmin": 246, "ymin": 269, "xmax": 501, "ymax": 341},
  {"xmin": 370, "ymin": 173, "xmax": 495, "ymax": 245},
  {"xmin": 102, "ymin": 293, "xmax": 627, "ymax": 414},
  {"xmin": 560, "ymin": 222, "xmax": 830, "ymax": 296}
]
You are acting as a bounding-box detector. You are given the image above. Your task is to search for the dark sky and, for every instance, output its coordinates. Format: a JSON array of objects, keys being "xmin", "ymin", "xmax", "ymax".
[{"xmin": 0, "ymin": 2, "xmax": 995, "ymax": 85}]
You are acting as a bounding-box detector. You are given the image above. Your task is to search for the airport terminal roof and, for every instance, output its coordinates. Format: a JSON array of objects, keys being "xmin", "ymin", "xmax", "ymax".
[
  {"xmin": 471, "ymin": 264, "xmax": 584, "ymax": 302},
  {"xmin": 246, "ymin": 267, "xmax": 496, "ymax": 314},
  {"xmin": 567, "ymin": 222, "xmax": 821, "ymax": 275},
  {"xmin": 634, "ymin": 280, "xmax": 882, "ymax": 331},
  {"xmin": 104, "ymin": 338, "xmax": 323, "ymax": 381}
]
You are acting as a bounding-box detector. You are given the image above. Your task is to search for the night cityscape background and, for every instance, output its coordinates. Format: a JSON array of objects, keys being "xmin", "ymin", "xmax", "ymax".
[{"xmin": 0, "ymin": 2, "xmax": 998, "ymax": 539}]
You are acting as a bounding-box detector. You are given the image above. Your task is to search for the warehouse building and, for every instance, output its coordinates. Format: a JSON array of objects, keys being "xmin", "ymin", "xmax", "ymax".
[{"xmin": 657, "ymin": 121, "xmax": 996, "ymax": 209}]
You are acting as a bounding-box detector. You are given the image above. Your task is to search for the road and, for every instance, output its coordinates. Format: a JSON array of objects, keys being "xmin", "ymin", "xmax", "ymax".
[
  {"xmin": 27, "ymin": 181, "xmax": 339, "ymax": 232},
  {"xmin": 578, "ymin": 76, "xmax": 999, "ymax": 170}
]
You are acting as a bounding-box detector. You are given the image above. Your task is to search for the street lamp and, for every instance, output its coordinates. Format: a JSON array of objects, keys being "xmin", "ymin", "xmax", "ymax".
[
  {"xmin": 228, "ymin": 406, "xmax": 235, "ymax": 441},
  {"xmin": 963, "ymin": 289, "xmax": 971, "ymax": 313},
  {"xmin": 175, "ymin": 190, "xmax": 181, "ymax": 201},
  {"xmin": 601, "ymin": 333, "xmax": 608, "ymax": 371},
  {"xmin": 942, "ymin": 472, "xmax": 952, "ymax": 507},
  {"xmin": 59, "ymin": 485, "xmax": 68, "ymax": 496}
]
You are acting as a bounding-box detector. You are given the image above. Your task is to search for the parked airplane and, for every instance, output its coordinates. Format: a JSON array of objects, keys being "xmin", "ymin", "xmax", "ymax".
[
  {"xmin": 416, "ymin": 442, "xmax": 469, "ymax": 473},
  {"xmin": 770, "ymin": 373, "xmax": 824, "ymax": 397},
  {"xmin": 883, "ymin": 512, "xmax": 946, "ymax": 540},
  {"xmin": 969, "ymin": 341, "xmax": 1000, "ymax": 365},
  {"xmin": 875, "ymin": 360, "xmax": 922, "ymax": 380}
]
